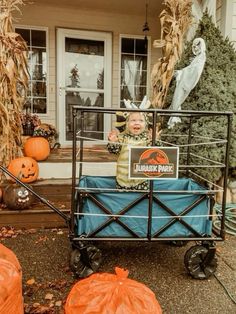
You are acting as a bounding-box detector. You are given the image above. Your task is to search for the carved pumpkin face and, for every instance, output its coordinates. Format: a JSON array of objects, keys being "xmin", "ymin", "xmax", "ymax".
[
  {"xmin": 3, "ymin": 184, "xmax": 35, "ymax": 210},
  {"xmin": 7, "ymin": 157, "xmax": 39, "ymax": 183}
]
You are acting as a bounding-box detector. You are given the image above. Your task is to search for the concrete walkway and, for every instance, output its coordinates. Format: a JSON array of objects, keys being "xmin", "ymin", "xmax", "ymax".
[{"xmin": 1, "ymin": 229, "xmax": 236, "ymax": 313}]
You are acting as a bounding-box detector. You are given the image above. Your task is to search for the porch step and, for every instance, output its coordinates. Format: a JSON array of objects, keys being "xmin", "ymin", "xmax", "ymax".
[
  {"xmin": 0, "ymin": 179, "xmax": 72, "ymax": 229},
  {"xmin": 0, "ymin": 207, "xmax": 69, "ymax": 229},
  {"xmin": 0, "ymin": 146, "xmax": 117, "ymax": 227},
  {"xmin": 38, "ymin": 146, "xmax": 116, "ymax": 179}
]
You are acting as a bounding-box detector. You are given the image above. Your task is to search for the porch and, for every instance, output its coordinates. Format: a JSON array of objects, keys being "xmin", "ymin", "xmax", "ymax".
[{"xmin": 0, "ymin": 146, "xmax": 117, "ymax": 229}]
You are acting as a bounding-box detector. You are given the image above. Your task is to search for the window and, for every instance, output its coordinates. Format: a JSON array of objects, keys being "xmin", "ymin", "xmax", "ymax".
[
  {"xmin": 15, "ymin": 27, "xmax": 48, "ymax": 114},
  {"xmin": 120, "ymin": 36, "xmax": 149, "ymax": 107}
]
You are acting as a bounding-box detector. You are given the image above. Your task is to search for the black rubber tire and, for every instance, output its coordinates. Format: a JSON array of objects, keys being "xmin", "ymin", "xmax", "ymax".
[
  {"xmin": 184, "ymin": 245, "xmax": 217, "ymax": 279},
  {"xmin": 85, "ymin": 244, "xmax": 102, "ymax": 272},
  {"xmin": 70, "ymin": 245, "xmax": 102, "ymax": 278},
  {"xmin": 70, "ymin": 249, "xmax": 86, "ymax": 276}
]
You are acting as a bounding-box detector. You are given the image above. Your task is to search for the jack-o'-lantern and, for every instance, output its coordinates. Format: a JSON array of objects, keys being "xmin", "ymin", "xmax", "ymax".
[
  {"xmin": 24, "ymin": 137, "xmax": 50, "ymax": 161},
  {"xmin": 7, "ymin": 157, "xmax": 39, "ymax": 183},
  {"xmin": 3, "ymin": 184, "xmax": 35, "ymax": 210}
]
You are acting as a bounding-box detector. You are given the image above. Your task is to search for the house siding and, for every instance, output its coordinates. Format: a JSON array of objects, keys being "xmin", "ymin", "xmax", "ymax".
[{"xmin": 16, "ymin": 3, "xmax": 161, "ymax": 127}]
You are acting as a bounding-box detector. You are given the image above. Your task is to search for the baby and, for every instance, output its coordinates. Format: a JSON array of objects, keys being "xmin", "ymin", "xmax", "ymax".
[{"xmin": 107, "ymin": 111, "xmax": 151, "ymax": 190}]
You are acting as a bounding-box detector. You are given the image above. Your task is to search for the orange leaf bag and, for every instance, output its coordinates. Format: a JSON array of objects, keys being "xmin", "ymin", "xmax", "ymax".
[
  {"xmin": 0, "ymin": 244, "xmax": 23, "ymax": 314},
  {"xmin": 65, "ymin": 267, "xmax": 162, "ymax": 314}
]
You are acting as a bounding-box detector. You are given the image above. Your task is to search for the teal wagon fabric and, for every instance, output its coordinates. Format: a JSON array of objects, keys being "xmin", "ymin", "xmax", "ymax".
[{"xmin": 76, "ymin": 176, "xmax": 212, "ymax": 238}]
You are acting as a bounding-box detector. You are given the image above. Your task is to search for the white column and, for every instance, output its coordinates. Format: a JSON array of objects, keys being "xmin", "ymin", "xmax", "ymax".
[
  {"xmin": 221, "ymin": 0, "xmax": 233, "ymax": 40},
  {"xmin": 186, "ymin": 0, "xmax": 203, "ymax": 41},
  {"xmin": 203, "ymin": 0, "xmax": 217, "ymax": 23},
  {"xmin": 187, "ymin": 0, "xmax": 217, "ymax": 41}
]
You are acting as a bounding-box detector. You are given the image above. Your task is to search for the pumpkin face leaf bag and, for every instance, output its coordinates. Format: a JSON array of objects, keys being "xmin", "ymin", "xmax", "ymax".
[{"xmin": 65, "ymin": 267, "xmax": 162, "ymax": 314}]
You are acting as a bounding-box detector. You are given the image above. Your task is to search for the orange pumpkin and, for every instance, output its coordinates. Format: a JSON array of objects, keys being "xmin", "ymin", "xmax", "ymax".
[
  {"xmin": 24, "ymin": 137, "xmax": 50, "ymax": 161},
  {"xmin": 7, "ymin": 157, "xmax": 39, "ymax": 183}
]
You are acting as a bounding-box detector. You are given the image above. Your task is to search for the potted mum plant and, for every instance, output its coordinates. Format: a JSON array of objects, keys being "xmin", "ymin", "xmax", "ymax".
[
  {"xmin": 20, "ymin": 113, "xmax": 41, "ymax": 136},
  {"xmin": 33, "ymin": 123, "xmax": 59, "ymax": 148}
]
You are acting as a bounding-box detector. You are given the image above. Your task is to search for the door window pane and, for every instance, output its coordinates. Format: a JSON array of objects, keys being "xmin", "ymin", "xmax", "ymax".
[
  {"xmin": 66, "ymin": 91, "xmax": 104, "ymax": 140},
  {"xmin": 65, "ymin": 38, "xmax": 104, "ymax": 89},
  {"xmin": 15, "ymin": 27, "xmax": 48, "ymax": 114},
  {"xmin": 64, "ymin": 37, "xmax": 105, "ymax": 141}
]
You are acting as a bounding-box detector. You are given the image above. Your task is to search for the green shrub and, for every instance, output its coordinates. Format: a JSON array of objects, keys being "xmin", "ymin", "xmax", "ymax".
[{"xmin": 163, "ymin": 12, "xmax": 236, "ymax": 183}]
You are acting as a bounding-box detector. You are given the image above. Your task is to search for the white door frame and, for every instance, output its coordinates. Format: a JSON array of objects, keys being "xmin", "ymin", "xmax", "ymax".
[{"xmin": 57, "ymin": 28, "xmax": 112, "ymax": 146}]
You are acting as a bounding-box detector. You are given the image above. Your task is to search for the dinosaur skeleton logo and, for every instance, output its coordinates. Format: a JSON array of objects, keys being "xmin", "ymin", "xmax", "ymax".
[
  {"xmin": 129, "ymin": 147, "xmax": 179, "ymax": 179},
  {"xmin": 134, "ymin": 148, "xmax": 174, "ymax": 177}
]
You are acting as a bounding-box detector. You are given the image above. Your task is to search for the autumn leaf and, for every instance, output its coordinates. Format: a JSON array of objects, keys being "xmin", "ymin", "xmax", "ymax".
[
  {"xmin": 45, "ymin": 293, "xmax": 54, "ymax": 300},
  {"xmin": 26, "ymin": 278, "xmax": 36, "ymax": 285},
  {"xmin": 55, "ymin": 300, "xmax": 62, "ymax": 307},
  {"xmin": 35, "ymin": 236, "xmax": 49, "ymax": 244}
]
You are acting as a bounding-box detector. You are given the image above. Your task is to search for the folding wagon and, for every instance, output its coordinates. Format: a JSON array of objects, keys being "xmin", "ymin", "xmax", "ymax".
[
  {"xmin": 68, "ymin": 106, "xmax": 233, "ymax": 279},
  {"xmin": 0, "ymin": 106, "xmax": 232, "ymax": 280}
]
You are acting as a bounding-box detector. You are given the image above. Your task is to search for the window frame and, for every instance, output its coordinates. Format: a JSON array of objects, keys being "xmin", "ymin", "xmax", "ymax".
[
  {"xmin": 119, "ymin": 34, "xmax": 151, "ymax": 107},
  {"xmin": 14, "ymin": 25, "xmax": 49, "ymax": 117}
]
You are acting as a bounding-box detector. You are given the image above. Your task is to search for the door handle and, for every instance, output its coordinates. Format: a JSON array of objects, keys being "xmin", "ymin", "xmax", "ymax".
[{"xmin": 59, "ymin": 86, "xmax": 66, "ymax": 96}]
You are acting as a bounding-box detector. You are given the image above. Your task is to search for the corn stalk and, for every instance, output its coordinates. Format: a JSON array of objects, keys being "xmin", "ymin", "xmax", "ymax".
[
  {"xmin": 151, "ymin": 0, "xmax": 192, "ymax": 108},
  {"xmin": 0, "ymin": 0, "xmax": 29, "ymax": 181}
]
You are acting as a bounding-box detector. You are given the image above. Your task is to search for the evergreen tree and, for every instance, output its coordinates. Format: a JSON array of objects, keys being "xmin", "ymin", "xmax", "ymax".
[
  {"xmin": 163, "ymin": 12, "xmax": 236, "ymax": 184},
  {"xmin": 69, "ymin": 64, "xmax": 80, "ymax": 87}
]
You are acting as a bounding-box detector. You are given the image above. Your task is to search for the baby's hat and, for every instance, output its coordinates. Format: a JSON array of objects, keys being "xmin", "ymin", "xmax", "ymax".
[{"xmin": 115, "ymin": 96, "xmax": 151, "ymax": 131}]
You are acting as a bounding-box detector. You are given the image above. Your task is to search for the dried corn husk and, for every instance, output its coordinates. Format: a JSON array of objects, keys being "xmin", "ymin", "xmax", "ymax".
[
  {"xmin": 0, "ymin": 0, "xmax": 29, "ymax": 182},
  {"xmin": 151, "ymin": 0, "xmax": 192, "ymax": 108}
]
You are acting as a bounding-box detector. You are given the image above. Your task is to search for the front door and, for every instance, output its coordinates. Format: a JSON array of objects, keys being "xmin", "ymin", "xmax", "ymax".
[{"xmin": 57, "ymin": 28, "xmax": 112, "ymax": 146}]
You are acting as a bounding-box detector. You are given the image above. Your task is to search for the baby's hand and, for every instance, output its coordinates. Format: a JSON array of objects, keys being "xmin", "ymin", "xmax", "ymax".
[
  {"xmin": 108, "ymin": 129, "xmax": 119, "ymax": 142},
  {"xmin": 148, "ymin": 128, "xmax": 162, "ymax": 140}
]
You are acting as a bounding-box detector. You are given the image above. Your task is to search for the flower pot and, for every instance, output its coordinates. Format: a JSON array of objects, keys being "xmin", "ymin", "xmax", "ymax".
[{"xmin": 22, "ymin": 124, "xmax": 34, "ymax": 136}]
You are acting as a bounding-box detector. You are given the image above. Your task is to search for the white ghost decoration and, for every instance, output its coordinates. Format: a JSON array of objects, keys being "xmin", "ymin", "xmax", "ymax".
[{"xmin": 168, "ymin": 37, "xmax": 206, "ymax": 128}]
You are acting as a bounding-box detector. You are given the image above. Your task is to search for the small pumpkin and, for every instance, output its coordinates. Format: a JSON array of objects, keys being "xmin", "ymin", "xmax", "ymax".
[
  {"xmin": 24, "ymin": 137, "xmax": 50, "ymax": 161},
  {"xmin": 3, "ymin": 184, "xmax": 35, "ymax": 210},
  {"xmin": 7, "ymin": 157, "xmax": 39, "ymax": 183}
]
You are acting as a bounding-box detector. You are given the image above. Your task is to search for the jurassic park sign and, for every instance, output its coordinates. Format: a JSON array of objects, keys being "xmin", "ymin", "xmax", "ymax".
[{"xmin": 129, "ymin": 146, "xmax": 179, "ymax": 180}]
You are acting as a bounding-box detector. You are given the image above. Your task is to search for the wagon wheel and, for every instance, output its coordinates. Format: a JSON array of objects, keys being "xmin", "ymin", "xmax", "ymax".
[
  {"xmin": 70, "ymin": 245, "xmax": 102, "ymax": 278},
  {"xmin": 70, "ymin": 249, "xmax": 85, "ymax": 276},
  {"xmin": 184, "ymin": 245, "xmax": 217, "ymax": 279}
]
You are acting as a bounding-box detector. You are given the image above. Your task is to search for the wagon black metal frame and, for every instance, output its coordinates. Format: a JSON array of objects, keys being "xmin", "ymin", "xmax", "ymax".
[
  {"xmin": 0, "ymin": 106, "xmax": 233, "ymax": 279},
  {"xmin": 68, "ymin": 106, "xmax": 233, "ymax": 279}
]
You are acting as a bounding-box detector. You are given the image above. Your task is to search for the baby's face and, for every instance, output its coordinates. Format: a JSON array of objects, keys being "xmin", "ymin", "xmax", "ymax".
[{"xmin": 126, "ymin": 112, "xmax": 146, "ymax": 135}]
